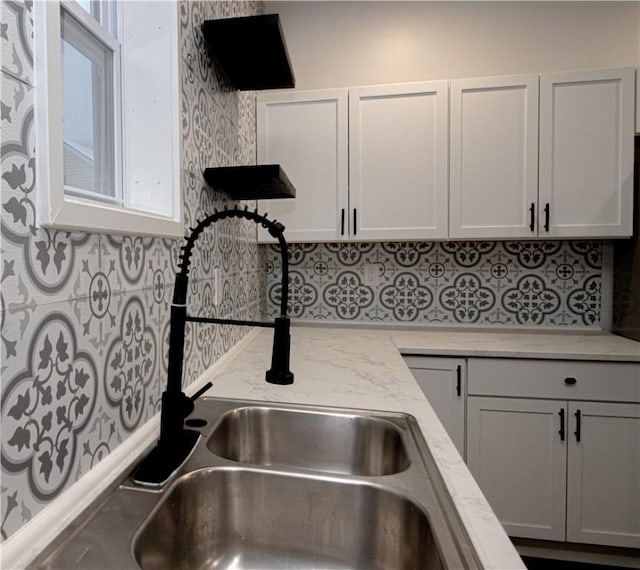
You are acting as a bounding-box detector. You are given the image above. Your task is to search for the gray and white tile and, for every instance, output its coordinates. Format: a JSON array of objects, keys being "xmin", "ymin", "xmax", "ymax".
[
  {"xmin": 1, "ymin": 0, "xmax": 265, "ymax": 542},
  {"xmin": 1, "ymin": 1, "xmax": 34, "ymax": 87},
  {"xmin": 263, "ymin": 241, "xmax": 604, "ymax": 328}
]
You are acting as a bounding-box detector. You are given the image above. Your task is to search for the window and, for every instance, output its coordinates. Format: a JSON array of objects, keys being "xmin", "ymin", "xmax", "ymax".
[
  {"xmin": 61, "ymin": 2, "xmax": 119, "ymax": 203},
  {"xmin": 35, "ymin": 0, "xmax": 183, "ymax": 237}
]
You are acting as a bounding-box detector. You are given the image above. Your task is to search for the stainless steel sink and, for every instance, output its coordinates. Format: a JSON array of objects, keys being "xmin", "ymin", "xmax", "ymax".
[
  {"xmin": 134, "ymin": 467, "xmax": 439, "ymax": 570},
  {"xmin": 207, "ymin": 406, "xmax": 410, "ymax": 476},
  {"xmin": 29, "ymin": 398, "xmax": 481, "ymax": 569}
]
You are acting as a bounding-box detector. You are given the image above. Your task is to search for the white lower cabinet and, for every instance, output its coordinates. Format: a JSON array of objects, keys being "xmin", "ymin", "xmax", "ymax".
[
  {"xmin": 466, "ymin": 358, "xmax": 640, "ymax": 549},
  {"xmin": 566, "ymin": 401, "xmax": 640, "ymax": 547},
  {"xmin": 466, "ymin": 396, "xmax": 567, "ymax": 541},
  {"xmin": 403, "ymin": 356, "xmax": 466, "ymax": 457}
]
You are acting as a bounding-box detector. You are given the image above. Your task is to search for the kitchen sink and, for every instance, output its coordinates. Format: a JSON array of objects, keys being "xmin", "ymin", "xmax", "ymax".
[
  {"xmin": 28, "ymin": 398, "xmax": 480, "ymax": 569},
  {"xmin": 207, "ymin": 406, "xmax": 410, "ymax": 476},
  {"xmin": 134, "ymin": 467, "xmax": 440, "ymax": 570}
]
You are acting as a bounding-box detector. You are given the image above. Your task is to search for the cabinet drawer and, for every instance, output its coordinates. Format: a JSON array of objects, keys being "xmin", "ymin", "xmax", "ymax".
[{"xmin": 467, "ymin": 358, "xmax": 640, "ymax": 402}]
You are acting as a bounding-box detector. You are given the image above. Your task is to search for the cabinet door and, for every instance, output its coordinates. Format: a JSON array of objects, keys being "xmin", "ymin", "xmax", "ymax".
[
  {"xmin": 257, "ymin": 89, "xmax": 349, "ymax": 242},
  {"xmin": 349, "ymin": 82, "xmax": 448, "ymax": 241},
  {"xmin": 566, "ymin": 402, "xmax": 640, "ymax": 548},
  {"xmin": 539, "ymin": 67, "xmax": 634, "ymax": 238},
  {"xmin": 466, "ymin": 397, "xmax": 567, "ymax": 541},
  {"xmin": 403, "ymin": 356, "xmax": 465, "ymax": 457},
  {"xmin": 450, "ymin": 74, "xmax": 539, "ymax": 239}
]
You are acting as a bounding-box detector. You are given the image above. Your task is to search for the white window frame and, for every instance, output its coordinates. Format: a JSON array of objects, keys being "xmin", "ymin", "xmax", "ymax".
[{"xmin": 35, "ymin": 0, "xmax": 183, "ymax": 238}]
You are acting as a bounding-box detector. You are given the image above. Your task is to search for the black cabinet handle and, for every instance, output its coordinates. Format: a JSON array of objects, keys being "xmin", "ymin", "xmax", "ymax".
[
  {"xmin": 529, "ymin": 203, "xmax": 535, "ymax": 232},
  {"xmin": 353, "ymin": 209, "xmax": 357, "ymax": 235},
  {"xmin": 564, "ymin": 377, "xmax": 577, "ymax": 385},
  {"xmin": 575, "ymin": 409, "xmax": 582, "ymax": 442},
  {"xmin": 456, "ymin": 365, "xmax": 462, "ymax": 397},
  {"xmin": 559, "ymin": 408, "xmax": 565, "ymax": 441},
  {"xmin": 340, "ymin": 209, "xmax": 345, "ymax": 236},
  {"xmin": 544, "ymin": 203, "xmax": 550, "ymax": 232}
]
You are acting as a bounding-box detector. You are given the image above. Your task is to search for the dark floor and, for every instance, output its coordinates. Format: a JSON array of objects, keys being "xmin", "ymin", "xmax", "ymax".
[{"xmin": 523, "ymin": 556, "xmax": 629, "ymax": 570}]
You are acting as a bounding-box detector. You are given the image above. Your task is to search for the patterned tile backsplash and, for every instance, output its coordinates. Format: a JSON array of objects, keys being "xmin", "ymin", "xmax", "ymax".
[
  {"xmin": 262, "ymin": 241, "xmax": 603, "ymax": 328},
  {"xmin": 1, "ymin": 0, "xmax": 264, "ymax": 541}
]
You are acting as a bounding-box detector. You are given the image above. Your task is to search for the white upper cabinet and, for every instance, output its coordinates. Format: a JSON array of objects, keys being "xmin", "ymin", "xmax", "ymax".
[
  {"xmin": 349, "ymin": 82, "xmax": 449, "ymax": 240},
  {"xmin": 257, "ymin": 83, "xmax": 448, "ymax": 243},
  {"xmin": 257, "ymin": 89, "xmax": 348, "ymax": 243},
  {"xmin": 257, "ymin": 67, "xmax": 635, "ymax": 243},
  {"xmin": 451, "ymin": 68, "xmax": 635, "ymax": 240},
  {"xmin": 450, "ymin": 74, "xmax": 539, "ymax": 239},
  {"xmin": 539, "ymin": 67, "xmax": 635, "ymax": 238}
]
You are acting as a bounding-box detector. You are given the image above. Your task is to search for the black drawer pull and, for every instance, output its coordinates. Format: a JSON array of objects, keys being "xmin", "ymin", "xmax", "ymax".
[
  {"xmin": 575, "ymin": 410, "xmax": 582, "ymax": 443},
  {"xmin": 564, "ymin": 377, "xmax": 577, "ymax": 385},
  {"xmin": 340, "ymin": 209, "xmax": 345, "ymax": 236},
  {"xmin": 353, "ymin": 208, "xmax": 357, "ymax": 235},
  {"xmin": 456, "ymin": 365, "xmax": 462, "ymax": 397},
  {"xmin": 558, "ymin": 408, "xmax": 565, "ymax": 441}
]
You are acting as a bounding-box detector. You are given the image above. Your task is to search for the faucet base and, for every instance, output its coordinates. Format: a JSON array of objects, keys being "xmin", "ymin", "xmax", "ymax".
[
  {"xmin": 265, "ymin": 316, "xmax": 294, "ymax": 384},
  {"xmin": 265, "ymin": 369, "xmax": 294, "ymax": 385},
  {"xmin": 133, "ymin": 430, "xmax": 200, "ymax": 487}
]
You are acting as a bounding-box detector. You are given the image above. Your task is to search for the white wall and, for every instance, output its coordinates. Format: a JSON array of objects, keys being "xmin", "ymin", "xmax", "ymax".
[{"xmin": 267, "ymin": 1, "xmax": 640, "ymax": 89}]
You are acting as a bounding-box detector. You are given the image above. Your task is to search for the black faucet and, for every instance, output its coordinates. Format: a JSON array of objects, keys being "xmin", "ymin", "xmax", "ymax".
[{"xmin": 134, "ymin": 206, "xmax": 293, "ymax": 485}]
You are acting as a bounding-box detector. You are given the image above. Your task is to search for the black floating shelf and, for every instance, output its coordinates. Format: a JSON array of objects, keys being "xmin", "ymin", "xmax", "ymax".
[
  {"xmin": 202, "ymin": 14, "xmax": 295, "ymax": 91},
  {"xmin": 203, "ymin": 165, "xmax": 296, "ymax": 200}
]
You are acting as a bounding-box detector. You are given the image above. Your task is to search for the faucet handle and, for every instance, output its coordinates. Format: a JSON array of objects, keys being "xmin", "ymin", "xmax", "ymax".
[{"xmin": 190, "ymin": 382, "xmax": 213, "ymax": 402}]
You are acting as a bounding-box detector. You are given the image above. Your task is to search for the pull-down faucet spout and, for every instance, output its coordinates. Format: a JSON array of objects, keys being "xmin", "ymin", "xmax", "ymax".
[{"xmin": 134, "ymin": 206, "xmax": 293, "ymax": 486}]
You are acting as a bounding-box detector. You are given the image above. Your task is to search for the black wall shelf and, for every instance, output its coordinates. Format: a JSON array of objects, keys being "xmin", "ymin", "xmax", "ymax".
[
  {"xmin": 202, "ymin": 14, "xmax": 295, "ymax": 91},
  {"xmin": 203, "ymin": 165, "xmax": 296, "ymax": 200}
]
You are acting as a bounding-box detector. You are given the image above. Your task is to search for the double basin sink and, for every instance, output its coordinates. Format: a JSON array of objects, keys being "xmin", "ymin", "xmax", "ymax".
[{"xmin": 31, "ymin": 398, "xmax": 479, "ymax": 569}]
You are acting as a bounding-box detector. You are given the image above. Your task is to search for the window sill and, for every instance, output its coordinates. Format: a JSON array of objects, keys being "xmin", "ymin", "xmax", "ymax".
[{"xmin": 42, "ymin": 196, "xmax": 184, "ymax": 238}]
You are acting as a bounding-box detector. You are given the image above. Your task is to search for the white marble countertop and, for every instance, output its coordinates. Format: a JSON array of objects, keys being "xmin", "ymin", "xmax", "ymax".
[
  {"xmin": 9, "ymin": 325, "xmax": 638, "ymax": 569},
  {"xmin": 390, "ymin": 328, "xmax": 640, "ymax": 361},
  {"xmin": 204, "ymin": 325, "xmax": 528, "ymax": 570}
]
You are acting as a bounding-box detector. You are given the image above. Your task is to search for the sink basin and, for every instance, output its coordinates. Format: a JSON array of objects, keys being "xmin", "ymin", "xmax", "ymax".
[
  {"xmin": 133, "ymin": 467, "xmax": 441, "ymax": 570},
  {"xmin": 207, "ymin": 406, "xmax": 410, "ymax": 476},
  {"xmin": 28, "ymin": 399, "xmax": 480, "ymax": 570}
]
